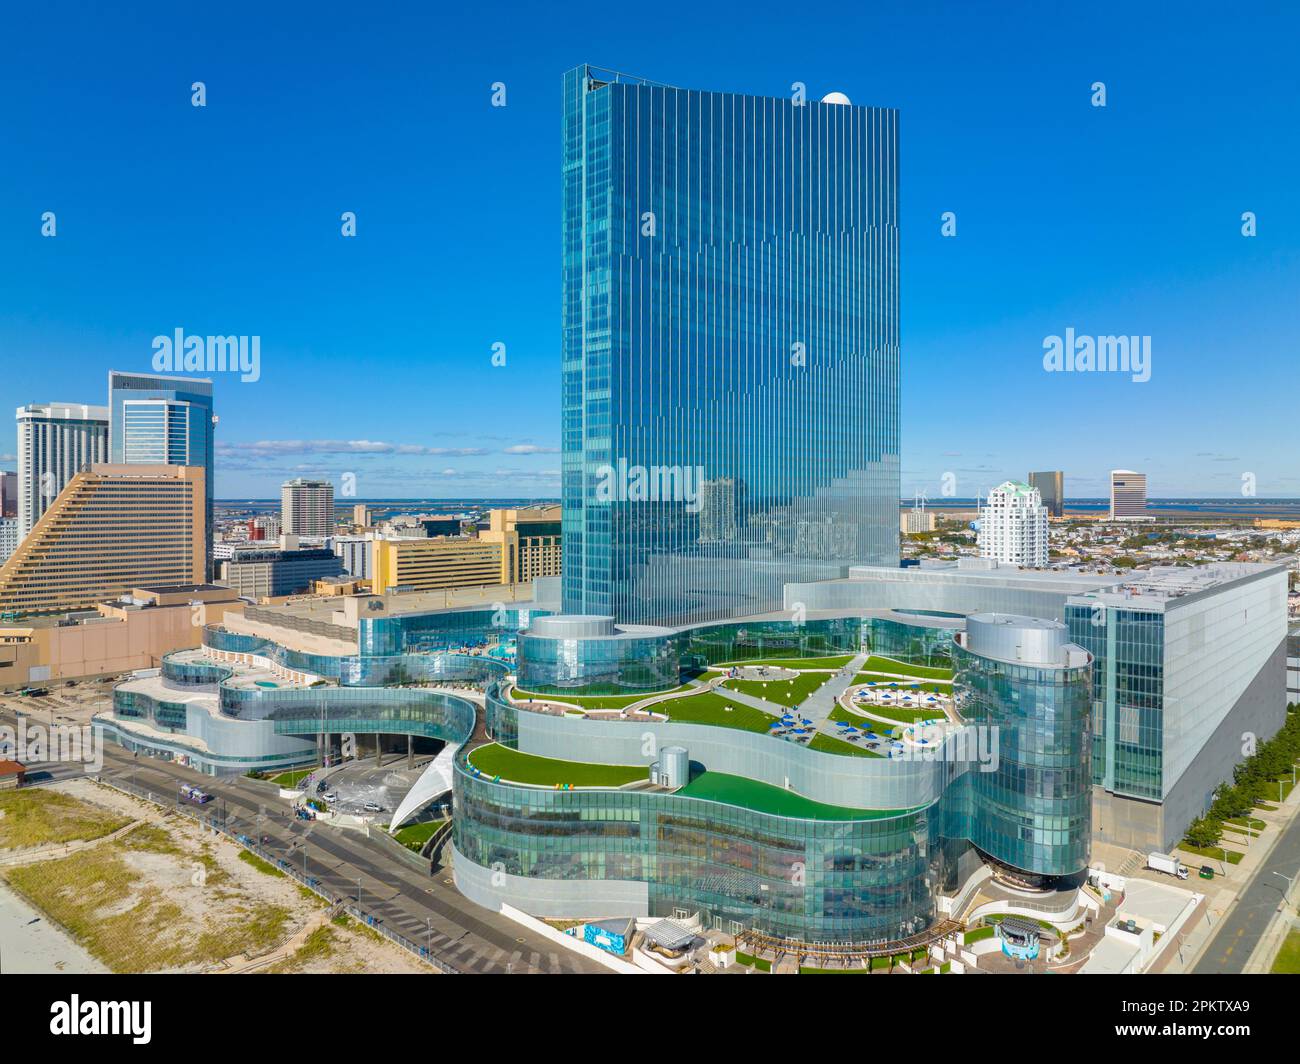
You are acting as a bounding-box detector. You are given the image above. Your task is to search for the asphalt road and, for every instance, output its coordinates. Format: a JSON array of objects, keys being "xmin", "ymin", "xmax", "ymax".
[
  {"xmin": 1193, "ymin": 801, "xmax": 1300, "ymax": 973},
  {"xmin": 1, "ymin": 706, "xmax": 607, "ymax": 974}
]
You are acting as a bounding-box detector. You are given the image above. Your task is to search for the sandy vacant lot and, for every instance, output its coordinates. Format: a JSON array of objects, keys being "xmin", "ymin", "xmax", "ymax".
[
  {"xmin": 1, "ymin": 781, "xmax": 432, "ymax": 974},
  {"xmin": 264, "ymin": 913, "xmax": 432, "ymax": 974}
]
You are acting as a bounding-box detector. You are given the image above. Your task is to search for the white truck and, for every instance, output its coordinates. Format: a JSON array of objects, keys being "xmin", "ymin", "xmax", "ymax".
[{"xmin": 1147, "ymin": 851, "xmax": 1189, "ymax": 879}]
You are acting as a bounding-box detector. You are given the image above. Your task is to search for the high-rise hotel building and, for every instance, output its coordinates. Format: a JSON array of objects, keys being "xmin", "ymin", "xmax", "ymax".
[
  {"xmin": 560, "ymin": 66, "xmax": 899, "ymax": 626},
  {"xmin": 109, "ymin": 372, "xmax": 215, "ymax": 577},
  {"xmin": 1110, "ymin": 469, "xmax": 1147, "ymax": 520},
  {"xmin": 280, "ymin": 478, "xmax": 335, "ymax": 537},
  {"xmin": 16, "ymin": 402, "xmax": 109, "ymax": 539},
  {"xmin": 0, "ymin": 465, "xmax": 205, "ymax": 615},
  {"xmin": 978, "ymin": 480, "xmax": 1049, "ymax": 567},
  {"xmin": 1028, "ymin": 470, "xmax": 1064, "ymax": 518}
]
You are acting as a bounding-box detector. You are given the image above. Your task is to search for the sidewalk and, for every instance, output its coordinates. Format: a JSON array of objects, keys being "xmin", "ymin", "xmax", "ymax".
[{"xmin": 1161, "ymin": 773, "xmax": 1300, "ymax": 973}]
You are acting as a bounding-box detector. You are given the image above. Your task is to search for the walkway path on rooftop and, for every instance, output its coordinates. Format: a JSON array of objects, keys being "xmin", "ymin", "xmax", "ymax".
[
  {"xmin": 688, "ymin": 678, "xmax": 787, "ymax": 718},
  {"xmin": 794, "ymin": 654, "xmax": 869, "ymax": 733}
]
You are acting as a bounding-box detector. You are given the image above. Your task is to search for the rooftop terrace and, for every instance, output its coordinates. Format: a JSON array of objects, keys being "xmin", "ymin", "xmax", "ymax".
[{"xmin": 676, "ymin": 772, "xmax": 908, "ymax": 821}]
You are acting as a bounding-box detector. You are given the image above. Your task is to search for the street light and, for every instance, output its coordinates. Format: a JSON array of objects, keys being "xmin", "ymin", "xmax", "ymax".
[{"xmin": 1271, "ymin": 871, "xmax": 1296, "ymax": 908}]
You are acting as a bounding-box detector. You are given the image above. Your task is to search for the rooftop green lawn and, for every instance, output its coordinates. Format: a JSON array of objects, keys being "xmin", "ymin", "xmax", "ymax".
[
  {"xmin": 716, "ymin": 655, "xmax": 856, "ymax": 670},
  {"xmin": 721, "ymin": 672, "xmax": 831, "ymax": 707},
  {"xmin": 808, "ymin": 731, "xmax": 881, "ymax": 758},
  {"xmin": 828, "ymin": 704, "xmax": 897, "ymax": 734},
  {"xmin": 467, "ymin": 744, "xmax": 647, "ymax": 788},
  {"xmin": 511, "ymin": 684, "xmax": 690, "ymax": 709},
  {"xmin": 677, "ymin": 772, "xmax": 903, "ymax": 821},
  {"xmin": 853, "ymin": 673, "xmax": 951, "ymax": 693},
  {"xmin": 838, "ymin": 699, "xmax": 947, "ymax": 726},
  {"xmin": 660, "ymin": 691, "xmax": 777, "ymax": 733},
  {"xmin": 861, "ymin": 656, "xmax": 953, "ymax": 681}
]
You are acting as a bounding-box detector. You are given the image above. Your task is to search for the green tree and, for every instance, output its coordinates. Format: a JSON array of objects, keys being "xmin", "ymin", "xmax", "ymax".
[{"xmin": 1185, "ymin": 816, "xmax": 1222, "ymax": 849}]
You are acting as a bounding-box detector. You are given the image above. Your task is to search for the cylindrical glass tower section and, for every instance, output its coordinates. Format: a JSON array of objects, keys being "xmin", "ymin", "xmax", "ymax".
[
  {"xmin": 516, "ymin": 616, "xmax": 681, "ymax": 694},
  {"xmin": 952, "ymin": 614, "xmax": 1092, "ymax": 882}
]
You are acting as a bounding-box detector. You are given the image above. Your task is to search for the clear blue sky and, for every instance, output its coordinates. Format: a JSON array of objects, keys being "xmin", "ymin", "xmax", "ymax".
[{"xmin": 1, "ymin": 1, "xmax": 1296, "ymax": 500}]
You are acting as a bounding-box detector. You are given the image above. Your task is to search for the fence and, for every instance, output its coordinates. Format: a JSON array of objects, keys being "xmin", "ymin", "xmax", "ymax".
[{"xmin": 98, "ymin": 775, "xmax": 459, "ymax": 974}]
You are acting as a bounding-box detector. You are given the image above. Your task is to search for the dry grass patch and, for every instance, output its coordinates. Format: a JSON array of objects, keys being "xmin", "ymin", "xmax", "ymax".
[
  {"xmin": 0, "ymin": 788, "xmax": 133, "ymax": 851},
  {"xmin": 264, "ymin": 914, "xmax": 432, "ymax": 974},
  {"xmin": 2, "ymin": 818, "xmax": 315, "ymax": 973}
]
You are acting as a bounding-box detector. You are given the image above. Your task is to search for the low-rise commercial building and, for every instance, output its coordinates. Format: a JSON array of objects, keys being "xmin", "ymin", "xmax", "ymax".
[
  {"xmin": 0, "ymin": 584, "xmax": 242, "ymax": 688},
  {"xmin": 218, "ymin": 546, "xmax": 344, "ymax": 599}
]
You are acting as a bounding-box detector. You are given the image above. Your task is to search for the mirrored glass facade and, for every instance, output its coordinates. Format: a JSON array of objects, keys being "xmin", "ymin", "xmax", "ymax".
[
  {"xmin": 951, "ymin": 639, "xmax": 1092, "ymax": 878},
  {"xmin": 1066, "ymin": 603, "xmax": 1164, "ymax": 800},
  {"xmin": 201, "ymin": 624, "xmax": 509, "ymax": 688},
  {"xmin": 862, "ymin": 613, "xmax": 960, "ymax": 669},
  {"xmin": 357, "ymin": 607, "xmax": 548, "ymax": 657},
  {"xmin": 515, "ymin": 615, "xmax": 863, "ymax": 693},
  {"xmin": 561, "ymin": 66, "xmax": 899, "ymax": 627},
  {"xmin": 454, "ymin": 757, "xmax": 938, "ymax": 943}
]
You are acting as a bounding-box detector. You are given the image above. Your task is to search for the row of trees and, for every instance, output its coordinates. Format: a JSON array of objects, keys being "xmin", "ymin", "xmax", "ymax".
[{"xmin": 1185, "ymin": 704, "xmax": 1300, "ymax": 849}]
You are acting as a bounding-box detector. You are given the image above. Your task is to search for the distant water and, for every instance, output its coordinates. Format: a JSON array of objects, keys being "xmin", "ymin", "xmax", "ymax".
[
  {"xmin": 215, "ymin": 496, "xmax": 1300, "ymax": 520},
  {"xmin": 216, "ymin": 497, "xmax": 557, "ymax": 519},
  {"xmin": 0, "ymin": 880, "xmax": 107, "ymax": 974},
  {"xmin": 910, "ymin": 499, "xmax": 1300, "ymax": 519}
]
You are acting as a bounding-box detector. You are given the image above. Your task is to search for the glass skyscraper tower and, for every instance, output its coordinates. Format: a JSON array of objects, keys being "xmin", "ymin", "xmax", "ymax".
[
  {"xmin": 561, "ymin": 66, "xmax": 899, "ymax": 626},
  {"xmin": 108, "ymin": 371, "xmax": 215, "ymax": 579}
]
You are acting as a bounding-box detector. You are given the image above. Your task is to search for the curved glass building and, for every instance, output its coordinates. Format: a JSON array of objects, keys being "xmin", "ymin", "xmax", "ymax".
[
  {"xmin": 951, "ymin": 614, "xmax": 1093, "ymax": 881},
  {"xmin": 515, "ymin": 614, "xmax": 864, "ymax": 694},
  {"xmin": 453, "ymin": 754, "xmax": 939, "ymax": 943}
]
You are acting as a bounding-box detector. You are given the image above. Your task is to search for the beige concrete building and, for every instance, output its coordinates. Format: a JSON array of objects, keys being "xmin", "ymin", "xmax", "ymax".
[
  {"xmin": 371, "ymin": 536, "xmax": 503, "ymax": 595},
  {"xmin": 370, "ymin": 505, "xmax": 562, "ymax": 595},
  {"xmin": 0, "ymin": 584, "xmax": 242, "ymax": 688},
  {"xmin": 481, "ymin": 505, "xmax": 562, "ymax": 584},
  {"xmin": 0, "ymin": 464, "xmax": 206, "ymax": 617},
  {"xmin": 900, "ymin": 509, "xmax": 937, "ymax": 534}
]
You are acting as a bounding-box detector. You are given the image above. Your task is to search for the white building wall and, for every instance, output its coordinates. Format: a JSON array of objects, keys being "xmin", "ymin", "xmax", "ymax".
[
  {"xmin": 16, "ymin": 403, "xmax": 109, "ymax": 538},
  {"xmin": 1161, "ymin": 569, "xmax": 1288, "ymax": 796},
  {"xmin": 977, "ymin": 483, "xmax": 1048, "ymax": 567}
]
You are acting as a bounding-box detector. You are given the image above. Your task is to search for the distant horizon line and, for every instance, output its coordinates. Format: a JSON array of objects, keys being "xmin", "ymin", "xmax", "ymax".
[{"xmin": 211, "ymin": 495, "xmax": 1300, "ymax": 504}]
